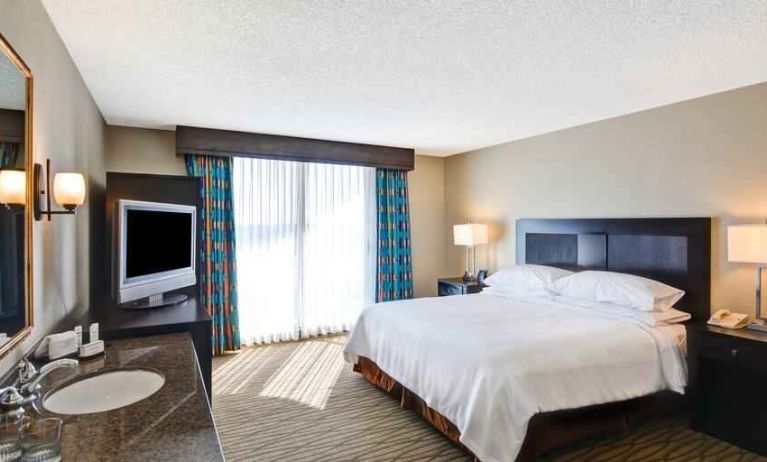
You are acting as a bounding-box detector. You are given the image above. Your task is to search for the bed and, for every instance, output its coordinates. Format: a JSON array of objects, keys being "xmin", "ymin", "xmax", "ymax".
[{"xmin": 343, "ymin": 218, "xmax": 711, "ymax": 462}]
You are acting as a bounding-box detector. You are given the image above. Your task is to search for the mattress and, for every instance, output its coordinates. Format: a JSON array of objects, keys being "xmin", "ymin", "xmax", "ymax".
[{"xmin": 343, "ymin": 293, "xmax": 687, "ymax": 462}]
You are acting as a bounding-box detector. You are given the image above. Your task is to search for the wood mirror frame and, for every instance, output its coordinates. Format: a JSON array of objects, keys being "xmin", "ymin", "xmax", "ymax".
[{"xmin": 0, "ymin": 34, "xmax": 34, "ymax": 359}]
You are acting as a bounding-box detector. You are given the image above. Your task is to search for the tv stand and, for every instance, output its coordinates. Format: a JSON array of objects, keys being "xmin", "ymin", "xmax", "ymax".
[{"xmin": 122, "ymin": 293, "xmax": 189, "ymax": 310}]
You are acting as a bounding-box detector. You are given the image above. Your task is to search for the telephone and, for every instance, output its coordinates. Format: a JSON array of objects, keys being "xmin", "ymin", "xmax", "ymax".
[{"xmin": 708, "ymin": 309, "xmax": 749, "ymax": 329}]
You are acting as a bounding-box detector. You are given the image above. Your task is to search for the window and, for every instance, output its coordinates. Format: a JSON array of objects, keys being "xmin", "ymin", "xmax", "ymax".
[{"xmin": 233, "ymin": 157, "xmax": 376, "ymax": 344}]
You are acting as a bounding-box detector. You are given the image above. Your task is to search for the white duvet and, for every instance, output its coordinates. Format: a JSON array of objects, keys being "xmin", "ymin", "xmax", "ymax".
[{"xmin": 343, "ymin": 293, "xmax": 687, "ymax": 462}]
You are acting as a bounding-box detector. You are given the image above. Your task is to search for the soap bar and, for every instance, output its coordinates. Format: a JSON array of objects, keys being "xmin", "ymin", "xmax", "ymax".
[
  {"xmin": 49, "ymin": 331, "xmax": 79, "ymax": 360},
  {"xmin": 79, "ymin": 340, "xmax": 104, "ymax": 359}
]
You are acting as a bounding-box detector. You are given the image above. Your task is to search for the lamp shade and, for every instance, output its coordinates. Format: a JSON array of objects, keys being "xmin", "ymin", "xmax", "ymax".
[
  {"xmin": 53, "ymin": 173, "xmax": 86, "ymax": 208},
  {"xmin": 453, "ymin": 223, "xmax": 488, "ymax": 246},
  {"xmin": 728, "ymin": 225, "xmax": 767, "ymax": 263},
  {"xmin": 0, "ymin": 169, "xmax": 26, "ymax": 205}
]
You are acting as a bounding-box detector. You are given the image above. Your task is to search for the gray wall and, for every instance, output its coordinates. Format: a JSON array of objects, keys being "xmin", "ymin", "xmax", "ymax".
[
  {"xmin": 0, "ymin": 0, "xmax": 106, "ymax": 373},
  {"xmin": 444, "ymin": 82, "xmax": 767, "ymax": 317}
]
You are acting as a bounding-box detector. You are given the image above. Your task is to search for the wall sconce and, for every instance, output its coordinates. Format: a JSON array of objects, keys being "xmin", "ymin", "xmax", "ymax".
[
  {"xmin": 0, "ymin": 169, "xmax": 26, "ymax": 206},
  {"xmin": 34, "ymin": 159, "xmax": 86, "ymax": 221}
]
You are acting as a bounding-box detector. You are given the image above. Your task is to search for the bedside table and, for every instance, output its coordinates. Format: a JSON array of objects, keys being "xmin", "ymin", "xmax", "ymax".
[
  {"xmin": 687, "ymin": 323, "xmax": 767, "ymax": 455},
  {"xmin": 437, "ymin": 277, "xmax": 485, "ymax": 296}
]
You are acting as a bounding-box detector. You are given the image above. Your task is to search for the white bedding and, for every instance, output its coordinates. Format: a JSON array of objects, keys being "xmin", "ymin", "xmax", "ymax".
[{"xmin": 343, "ymin": 292, "xmax": 687, "ymax": 462}]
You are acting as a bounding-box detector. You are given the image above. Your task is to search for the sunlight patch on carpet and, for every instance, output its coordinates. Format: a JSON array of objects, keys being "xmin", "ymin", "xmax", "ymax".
[
  {"xmin": 214, "ymin": 346, "xmax": 273, "ymax": 396},
  {"xmin": 259, "ymin": 340, "xmax": 345, "ymax": 409}
]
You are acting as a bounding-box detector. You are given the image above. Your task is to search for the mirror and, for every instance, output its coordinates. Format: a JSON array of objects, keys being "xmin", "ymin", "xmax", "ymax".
[{"xmin": 0, "ymin": 34, "xmax": 32, "ymax": 356}]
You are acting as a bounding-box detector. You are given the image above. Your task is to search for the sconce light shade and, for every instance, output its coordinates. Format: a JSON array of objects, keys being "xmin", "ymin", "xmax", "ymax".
[
  {"xmin": 453, "ymin": 223, "xmax": 489, "ymax": 246},
  {"xmin": 0, "ymin": 169, "xmax": 26, "ymax": 205},
  {"xmin": 34, "ymin": 159, "xmax": 86, "ymax": 221},
  {"xmin": 53, "ymin": 173, "xmax": 86, "ymax": 209}
]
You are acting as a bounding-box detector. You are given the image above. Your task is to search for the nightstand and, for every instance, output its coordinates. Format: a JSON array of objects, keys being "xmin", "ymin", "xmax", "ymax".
[
  {"xmin": 437, "ymin": 277, "xmax": 485, "ymax": 296},
  {"xmin": 687, "ymin": 323, "xmax": 767, "ymax": 455}
]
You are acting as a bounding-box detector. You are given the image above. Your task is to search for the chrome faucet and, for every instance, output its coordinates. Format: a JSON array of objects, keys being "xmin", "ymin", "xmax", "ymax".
[
  {"xmin": 0, "ymin": 357, "xmax": 78, "ymax": 418},
  {"xmin": 18, "ymin": 358, "xmax": 79, "ymax": 395},
  {"xmin": 0, "ymin": 386, "xmax": 25, "ymax": 419}
]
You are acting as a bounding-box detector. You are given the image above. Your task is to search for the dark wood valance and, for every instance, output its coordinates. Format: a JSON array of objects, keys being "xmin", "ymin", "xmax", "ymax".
[
  {"xmin": 0, "ymin": 109, "xmax": 25, "ymax": 144},
  {"xmin": 176, "ymin": 126, "xmax": 414, "ymax": 171}
]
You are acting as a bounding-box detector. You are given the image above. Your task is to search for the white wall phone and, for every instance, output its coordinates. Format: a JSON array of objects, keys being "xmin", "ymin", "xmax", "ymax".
[{"xmin": 708, "ymin": 309, "xmax": 749, "ymax": 329}]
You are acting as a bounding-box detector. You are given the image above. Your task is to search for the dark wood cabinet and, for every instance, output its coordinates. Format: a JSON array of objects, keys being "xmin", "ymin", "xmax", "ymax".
[
  {"xmin": 687, "ymin": 323, "xmax": 767, "ymax": 455},
  {"xmin": 437, "ymin": 277, "xmax": 485, "ymax": 296},
  {"xmin": 87, "ymin": 172, "xmax": 213, "ymax": 402}
]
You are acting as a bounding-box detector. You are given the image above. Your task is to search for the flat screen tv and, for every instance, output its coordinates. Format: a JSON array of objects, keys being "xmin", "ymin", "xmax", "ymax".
[{"xmin": 117, "ymin": 199, "xmax": 196, "ymax": 308}]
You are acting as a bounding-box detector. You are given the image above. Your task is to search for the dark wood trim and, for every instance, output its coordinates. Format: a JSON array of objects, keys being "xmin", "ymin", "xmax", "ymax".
[
  {"xmin": 106, "ymin": 171, "xmax": 192, "ymax": 182},
  {"xmin": 0, "ymin": 109, "xmax": 25, "ymax": 144},
  {"xmin": 176, "ymin": 125, "xmax": 414, "ymax": 170}
]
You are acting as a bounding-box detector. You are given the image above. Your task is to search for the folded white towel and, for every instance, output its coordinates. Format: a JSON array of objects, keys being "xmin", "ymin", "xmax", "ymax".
[{"xmin": 34, "ymin": 331, "xmax": 78, "ymax": 359}]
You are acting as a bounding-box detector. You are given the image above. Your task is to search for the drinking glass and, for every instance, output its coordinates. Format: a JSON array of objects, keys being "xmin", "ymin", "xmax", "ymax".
[
  {"xmin": 19, "ymin": 418, "xmax": 61, "ymax": 462},
  {"xmin": 0, "ymin": 415, "xmax": 21, "ymax": 462}
]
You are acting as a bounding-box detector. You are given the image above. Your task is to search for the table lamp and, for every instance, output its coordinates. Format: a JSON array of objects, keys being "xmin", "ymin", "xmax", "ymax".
[
  {"xmin": 453, "ymin": 223, "xmax": 488, "ymax": 282},
  {"xmin": 728, "ymin": 224, "xmax": 767, "ymax": 332}
]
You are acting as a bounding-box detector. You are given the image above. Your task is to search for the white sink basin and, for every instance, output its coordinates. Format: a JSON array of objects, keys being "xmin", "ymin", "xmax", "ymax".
[{"xmin": 43, "ymin": 369, "xmax": 165, "ymax": 415}]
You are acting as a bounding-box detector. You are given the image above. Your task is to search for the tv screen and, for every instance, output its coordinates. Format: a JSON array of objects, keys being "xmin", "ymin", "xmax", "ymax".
[{"xmin": 125, "ymin": 209, "xmax": 193, "ymax": 278}]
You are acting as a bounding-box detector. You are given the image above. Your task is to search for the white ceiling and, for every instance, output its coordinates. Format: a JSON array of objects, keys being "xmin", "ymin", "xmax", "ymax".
[{"xmin": 42, "ymin": 1, "xmax": 767, "ymax": 156}]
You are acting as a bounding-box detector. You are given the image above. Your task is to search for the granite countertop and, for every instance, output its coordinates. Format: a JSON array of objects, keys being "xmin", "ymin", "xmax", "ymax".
[{"xmin": 38, "ymin": 333, "xmax": 223, "ymax": 461}]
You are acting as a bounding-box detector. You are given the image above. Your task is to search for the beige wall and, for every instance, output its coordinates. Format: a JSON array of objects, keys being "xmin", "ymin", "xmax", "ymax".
[
  {"xmin": 409, "ymin": 155, "xmax": 445, "ymax": 297},
  {"xmin": 445, "ymin": 82, "xmax": 767, "ymax": 317},
  {"xmin": 0, "ymin": 0, "xmax": 106, "ymax": 373},
  {"xmin": 105, "ymin": 125, "xmax": 184, "ymax": 175}
]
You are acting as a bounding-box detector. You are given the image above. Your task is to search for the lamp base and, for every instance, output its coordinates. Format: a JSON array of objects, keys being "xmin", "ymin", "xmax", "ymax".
[
  {"xmin": 462, "ymin": 271, "xmax": 475, "ymax": 282},
  {"xmin": 747, "ymin": 319, "xmax": 767, "ymax": 333}
]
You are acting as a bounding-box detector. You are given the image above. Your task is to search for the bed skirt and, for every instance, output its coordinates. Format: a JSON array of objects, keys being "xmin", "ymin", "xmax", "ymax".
[{"xmin": 353, "ymin": 356, "xmax": 684, "ymax": 462}]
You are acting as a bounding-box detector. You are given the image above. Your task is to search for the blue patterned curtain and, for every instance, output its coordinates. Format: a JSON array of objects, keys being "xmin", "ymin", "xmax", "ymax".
[
  {"xmin": 0, "ymin": 143, "xmax": 19, "ymax": 168},
  {"xmin": 185, "ymin": 155, "xmax": 240, "ymax": 354},
  {"xmin": 376, "ymin": 168, "xmax": 413, "ymax": 302}
]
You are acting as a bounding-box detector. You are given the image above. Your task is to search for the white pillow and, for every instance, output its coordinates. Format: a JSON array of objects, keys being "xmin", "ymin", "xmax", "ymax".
[
  {"xmin": 482, "ymin": 285, "xmax": 553, "ymax": 301},
  {"xmin": 553, "ymin": 295, "xmax": 691, "ymax": 326},
  {"xmin": 550, "ymin": 271, "xmax": 684, "ymax": 312},
  {"xmin": 484, "ymin": 265, "xmax": 573, "ymax": 292},
  {"xmin": 649, "ymin": 308, "xmax": 692, "ymax": 325}
]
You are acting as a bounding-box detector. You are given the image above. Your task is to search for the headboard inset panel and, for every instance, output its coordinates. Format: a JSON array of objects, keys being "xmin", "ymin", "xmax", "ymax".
[
  {"xmin": 608, "ymin": 235, "xmax": 687, "ymax": 274},
  {"xmin": 525, "ymin": 233, "xmax": 607, "ymax": 270},
  {"xmin": 525, "ymin": 234, "xmax": 577, "ymax": 268},
  {"xmin": 516, "ymin": 218, "xmax": 711, "ymax": 322}
]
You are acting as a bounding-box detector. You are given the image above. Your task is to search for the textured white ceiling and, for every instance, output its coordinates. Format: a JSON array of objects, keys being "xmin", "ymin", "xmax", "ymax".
[{"xmin": 42, "ymin": 1, "xmax": 767, "ymax": 156}]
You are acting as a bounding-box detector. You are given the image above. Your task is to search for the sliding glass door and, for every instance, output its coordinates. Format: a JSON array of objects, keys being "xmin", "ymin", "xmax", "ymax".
[{"xmin": 233, "ymin": 157, "xmax": 376, "ymax": 344}]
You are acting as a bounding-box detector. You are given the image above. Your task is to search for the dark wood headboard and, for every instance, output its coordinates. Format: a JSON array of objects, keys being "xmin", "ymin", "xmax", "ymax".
[{"xmin": 516, "ymin": 218, "xmax": 711, "ymax": 322}]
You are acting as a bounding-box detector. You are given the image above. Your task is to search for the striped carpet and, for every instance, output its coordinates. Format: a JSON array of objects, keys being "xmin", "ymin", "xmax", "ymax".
[{"xmin": 212, "ymin": 336, "xmax": 766, "ymax": 462}]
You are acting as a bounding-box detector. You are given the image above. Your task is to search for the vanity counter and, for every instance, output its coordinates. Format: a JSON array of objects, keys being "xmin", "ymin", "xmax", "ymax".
[{"xmin": 39, "ymin": 333, "xmax": 223, "ymax": 461}]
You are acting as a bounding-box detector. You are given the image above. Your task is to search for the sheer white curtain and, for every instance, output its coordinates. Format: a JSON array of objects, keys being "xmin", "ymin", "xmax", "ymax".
[{"xmin": 233, "ymin": 157, "xmax": 376, "ymax": 344}]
